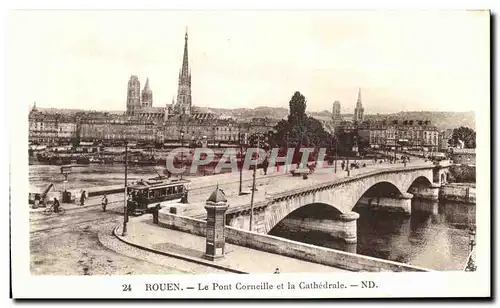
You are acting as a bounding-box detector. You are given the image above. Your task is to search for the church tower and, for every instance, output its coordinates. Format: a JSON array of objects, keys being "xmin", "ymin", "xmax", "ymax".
[
  {"xmin": 141, "ymin": 78, "xmax": 153, "ymax": 108},
  {"xmin": 126, "ymin": 75, "xmax": 141, "ymax": 115},
  {"xmin": 175, "ymin": 29, "xmax": 192, "ymax": 115},
  {"xmin": 332, "ymin": 100, "xmax": 341, "ymax": 125},
  {"xmin": 353, "ymin": 88, "xmax": 364, "ymax": 123}
]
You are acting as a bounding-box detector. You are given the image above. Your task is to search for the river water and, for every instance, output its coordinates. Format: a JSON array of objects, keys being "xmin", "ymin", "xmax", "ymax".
[
  {"xmin": 29, "ymin": 164, "xmax": 231, "ymax": 191},
  {"xmin": 269, "ymin": 198, "xmax": 476, "ymax": 271}
]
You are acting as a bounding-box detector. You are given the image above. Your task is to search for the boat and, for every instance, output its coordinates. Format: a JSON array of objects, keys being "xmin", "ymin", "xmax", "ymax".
[{"xmin": 76, "ymin": 156, "xmax": 90, "ymax": 165}]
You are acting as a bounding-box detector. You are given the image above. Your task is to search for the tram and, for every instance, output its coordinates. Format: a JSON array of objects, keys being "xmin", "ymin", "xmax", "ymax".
[{"xmin": 126, "ymin": 177, "xmax": 189, "ymax": 215}]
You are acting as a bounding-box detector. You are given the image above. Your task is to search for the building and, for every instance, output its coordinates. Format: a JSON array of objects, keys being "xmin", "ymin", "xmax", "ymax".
[
  {"xmin": 126, "ymin": 75, "xmax": 141, "ymax": 115},
  {"xmin": 439, "ymin": 129, "xmax": 454, "ymax": 151},
  {"xmin": 332, "ymin": 100, "xmax": 341, "ymax": 126},
  {"xmin": 29, "ymin": 108, "xmax": 77, "ymax": 144},
  {"xmin": 449, "ymin": 148, "xmax": 475, "ymax": 165},
  {"xmin": 358, "ymin": 119, "xmax": 439, "ymax": 151},
  {"xmin": 353, "ymin": 88, "xmax": 364, "ymax": 123}
]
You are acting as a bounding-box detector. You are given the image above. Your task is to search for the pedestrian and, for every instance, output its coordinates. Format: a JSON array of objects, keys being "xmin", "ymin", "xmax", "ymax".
[
  {"xmin": 263, "ymin": 158, "xmax": 269, "ymax": 175},
  {"xmin": 341, "ymin": 161, "xmax": 345, "ymax": 171},
  {"xmin": 80, "ymin": 190, "xmax": 86, "ymax": 206},
  {"xmin": 53, "ymin": 197, "xmax": 60, "ymax": 213},
  {"xmin": 101, "ymin": 194, "xmax": 108, "ymax": 212},
  {"xmin": 34, "ymin": 194, "xmax": 40, "ymax": 209}
]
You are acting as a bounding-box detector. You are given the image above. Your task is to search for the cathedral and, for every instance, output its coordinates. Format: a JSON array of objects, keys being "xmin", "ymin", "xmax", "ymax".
[
  {"xmin": 330, "ymin": 88, "xmax": 365, "ymax": 128},
  {"xmin": 125, "ymin": 29, "xmax": 208, "ymax": 122}
]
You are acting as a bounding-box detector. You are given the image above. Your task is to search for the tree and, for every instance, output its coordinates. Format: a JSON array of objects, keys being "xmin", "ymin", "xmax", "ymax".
[
  {"xmin": 70, "ymin": 136, "xmax": 80, "ymax": 147},
  {"xmin": 271, "ymin": 91, "xmax": 334, "ymax": 163},
  {"xmin": 449, "ymin": 126, "xmax": 476, "ymax": 148}
]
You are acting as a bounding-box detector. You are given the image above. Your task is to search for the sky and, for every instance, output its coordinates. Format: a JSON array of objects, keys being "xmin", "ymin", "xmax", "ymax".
[{"xmin": 8, "ymin": 10, "xmax": 489, "ymax": 114}]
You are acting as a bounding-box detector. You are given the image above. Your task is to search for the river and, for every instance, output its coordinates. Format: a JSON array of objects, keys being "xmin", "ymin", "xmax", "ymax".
[
  {"xmin": 29, "ymin": 164, "xmax": 232, "ymax": 191},
  {"xmin": 269, "ymin": 198, "xmax": 475, "ymax": 271}
]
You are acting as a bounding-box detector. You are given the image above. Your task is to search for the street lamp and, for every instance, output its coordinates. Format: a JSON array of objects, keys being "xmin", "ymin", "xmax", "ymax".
[
  {"xmin": 249, "ymin": 135, "xmax": 260, "ymax": 232},
  {"xmin": 238, "ymin": 132, "xmax": 243, "ymax": 195},
  {"xmin": 469, "ymin": 225, "xmax": 476, "ymax": 252},
  {"xmin": 122, "ymin": 140, "xmax": 129, "ymax": 236},
  {"xmin": 180, "ymin": 131, "xmax": 184, "ymax": 179},
  {"xmin": 334, "ymin": 136, "xmax": 338, "ymax": 173},
  {"xmin": 465, "ymin": 224, "xmax": 477, "ymax": 271}
]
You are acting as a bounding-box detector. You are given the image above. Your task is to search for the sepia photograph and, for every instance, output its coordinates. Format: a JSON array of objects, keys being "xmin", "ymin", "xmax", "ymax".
[{"xmin": 9, "ymin": 8, "xmax": 491, "ymax": 299}]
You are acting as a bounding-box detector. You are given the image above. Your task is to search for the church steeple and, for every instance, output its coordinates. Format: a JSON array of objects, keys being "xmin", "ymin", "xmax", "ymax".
[
  {"xmin": 181, "ymin": 28, "xmax": 189, "ymax": 79},
  {"xmin": 356, "ymin": 88, "xmax": 362, "ymax": 108},
  {"xmin": 141, "ymin": 77, "xmax": 153, "ymax": 107},
  {"xmin": 175, "ymin": 28, "xmax": 193, "ymax": 115},
  {"xmin": 353, "ymin": 88, "xmax": 364, "ymax": 123}
]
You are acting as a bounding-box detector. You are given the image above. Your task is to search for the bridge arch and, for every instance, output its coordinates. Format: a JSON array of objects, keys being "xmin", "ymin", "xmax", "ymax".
[
  {"xmin": 262, "ymin": 170, "xmax": 436, "ymax": 234},
  {"xmin": 264, "ymin": 199, "xmax": 343, "ymax": 234},
  {"xmin": 407, "ymin": 176, "xmax": 433, "ymax": 189}
]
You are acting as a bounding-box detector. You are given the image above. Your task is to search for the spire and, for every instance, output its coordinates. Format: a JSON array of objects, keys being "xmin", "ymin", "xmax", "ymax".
[
  {"xmin": 356, "ymin": 88, "xmax": 362, "ymax": 108},
  {"xmin": 181, "ymin": 27, "xmax": 189, "ymax": 78},
  {"xmin": 143, "ymin": 78, "xmax": 150, "ymax": 92}
]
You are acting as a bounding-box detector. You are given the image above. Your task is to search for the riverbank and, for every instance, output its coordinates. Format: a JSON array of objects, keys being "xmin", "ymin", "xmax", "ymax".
[
  {"xmin": 440, "ymin": 183, "xmax": 476, "ymax": 204},
  {"xmin": 448, "ymin": 164, "xmax": 476, "ymax": 183}
]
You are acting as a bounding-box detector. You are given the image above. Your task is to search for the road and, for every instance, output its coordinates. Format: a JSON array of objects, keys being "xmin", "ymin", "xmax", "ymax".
[{"xmin": 29, "ymin": 171, "xmax": 291, "ymax": 275}]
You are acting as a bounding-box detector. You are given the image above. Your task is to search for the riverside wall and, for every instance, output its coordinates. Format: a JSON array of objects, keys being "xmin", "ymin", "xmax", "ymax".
[{"xmin": 157, "ymin": 210, "xmax": 430, "ymax": 272}]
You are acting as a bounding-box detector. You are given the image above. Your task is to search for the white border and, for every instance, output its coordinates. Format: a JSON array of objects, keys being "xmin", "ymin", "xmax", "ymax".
[{"xmin": 5, "ymin": 0, "xmax": 495, "ymax": 301}]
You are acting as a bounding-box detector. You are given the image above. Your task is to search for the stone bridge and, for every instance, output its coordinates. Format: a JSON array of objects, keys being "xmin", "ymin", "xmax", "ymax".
[{"xmin": 223, "ymin": 161, "xmax": 450, "ymax": 243}]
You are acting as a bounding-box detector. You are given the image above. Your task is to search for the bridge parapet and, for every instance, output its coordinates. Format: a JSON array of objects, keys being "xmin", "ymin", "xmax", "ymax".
[{"xmin": 265, "ymin": 163, "xmax": 439, "ymax": 206}]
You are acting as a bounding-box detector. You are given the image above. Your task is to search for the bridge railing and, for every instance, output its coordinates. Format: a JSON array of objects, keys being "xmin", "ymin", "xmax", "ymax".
[{"xmin": 265, "ymin": 163, "xmax": 438, "ymax": 203}]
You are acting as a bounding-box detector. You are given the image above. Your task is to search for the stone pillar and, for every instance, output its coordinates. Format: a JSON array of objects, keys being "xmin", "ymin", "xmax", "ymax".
[
  {"xmin": 371, "ymin": 192, "xmax": 413, "ymax": 215},
  {"xmin": 412, "ymin": 198, "xmax": 439, "ymax": 215},
  {"xmin": 331, "ymin": 211, "xmax": 360, "ymax": 244},
  {"xmin": 408, "ymin": 183, "xmax": 441, "ymax": 201},
  {"xmin": 204, "ymin": 186, "xmax": 229, "ymax": 261}
]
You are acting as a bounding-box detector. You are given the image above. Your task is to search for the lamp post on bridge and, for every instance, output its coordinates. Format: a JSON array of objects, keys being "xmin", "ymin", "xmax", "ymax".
[
  {"xmin": 465, "ymin": 224, "xmax": 477, "ymax": 271},
  {"xmin": 334, "ymin": 136, "xmax": 338, "ymax": 173},
  {"xmin": 122, "ymin": 140, "xmax": 129, "ymax": 236},
  {"xmin": 180, "ymin": 131, "xmax": 184, "ymax": 179},
  {"xmin": 249, "ymin": 134, "xmax": 260, "ymax": 232},
  {"xmin": 238, "ymin": 132, "xmax": 244, "ymax": 196}
]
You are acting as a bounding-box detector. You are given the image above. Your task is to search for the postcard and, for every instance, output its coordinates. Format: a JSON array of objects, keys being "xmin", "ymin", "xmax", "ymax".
[{"xmin": 9, "ymin": 9, "xmax": 490, "ymax": 299}]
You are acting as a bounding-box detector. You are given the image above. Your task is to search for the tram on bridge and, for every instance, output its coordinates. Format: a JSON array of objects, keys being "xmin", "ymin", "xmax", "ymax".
[{"xmin": 126, "ymin": 177, "xmax": 189, "ymax": 215}]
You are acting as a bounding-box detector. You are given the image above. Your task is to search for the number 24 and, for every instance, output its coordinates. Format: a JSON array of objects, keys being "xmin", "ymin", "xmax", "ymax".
[{"xmin": 122, "ymin": 284, "xmax": 132, "ymax": 292}]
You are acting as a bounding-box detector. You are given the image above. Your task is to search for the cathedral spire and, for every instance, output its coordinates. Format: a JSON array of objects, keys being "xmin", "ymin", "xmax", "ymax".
[
  {"xmin": 143, "ymin": 78, "xmax": 150, "ymax": 92},
  {"xmin": 175, "ymin": 28, "xmax": 193, "ymax": 115},
  {"xmin": 353, "ymin": 88, "xmax": 364, "ymax": 123},
  {"xmin": 356, "ymin": 88, "xmax": 362, "ymax": 107},
  {"xmin": 181, "ymin": 28, "xmax": 189, "ymax": 78}
]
